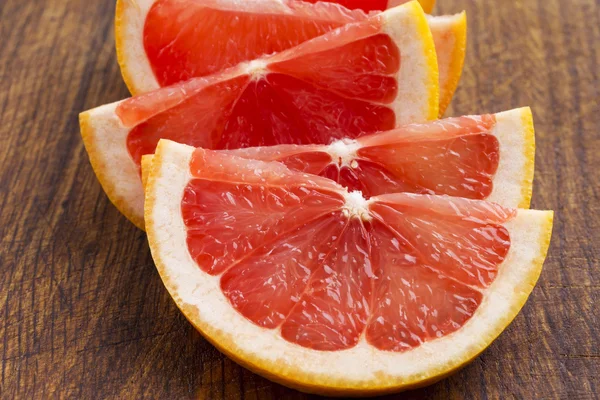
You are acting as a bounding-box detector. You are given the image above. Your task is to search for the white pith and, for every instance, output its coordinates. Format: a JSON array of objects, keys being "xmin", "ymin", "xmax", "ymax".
[
  {"xmin": 246, "ymin": 59, "xmax": 269, "ymax": 80},
  {"xmin": 342, "ymin": 190, "xmax": 372, "ymax": 221},
  {"xmin": 326, "ymin": 139, "xmax": 361, "ymax": 168},
  {"xmin": 145, "ymin": 139, "xmax": 552, "ymax": 391}
]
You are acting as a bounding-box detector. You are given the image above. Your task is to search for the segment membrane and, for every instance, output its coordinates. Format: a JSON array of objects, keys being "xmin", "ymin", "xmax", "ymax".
[
  {"xmin": 281, "ymin": 220, "xmax": 372, "ymax": 350},
  {"xmin": 182, "ymin": 180, "xmax": 345, "ymax": 275}
]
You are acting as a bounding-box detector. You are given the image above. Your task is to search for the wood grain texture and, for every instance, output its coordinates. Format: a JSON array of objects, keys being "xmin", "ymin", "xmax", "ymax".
[{"xmin": 0, "ymin": 0, "xmax": 598, "ymax": 398}]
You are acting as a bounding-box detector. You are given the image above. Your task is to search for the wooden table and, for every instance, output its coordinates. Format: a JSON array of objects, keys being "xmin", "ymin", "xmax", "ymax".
[{"xmin": 1, "ymin": 0, "xmax": 598, "ymax": 398}]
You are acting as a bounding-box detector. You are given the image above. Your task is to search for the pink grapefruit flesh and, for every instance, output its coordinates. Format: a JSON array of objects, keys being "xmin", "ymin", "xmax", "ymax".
[
  {"xmin": 141, "ymin": 0, "xmax": 425, "ymax": 87},
  {"xmin": 212, "ymin": 114, "xmax": 499, "ymax": 200},
  {"xmin": 180, "ymin": 147, "xmax": 514, "ymax": 352},
  {"xmin": 120, "ymin": 15, "xmax": 413, "ymax": 169}
]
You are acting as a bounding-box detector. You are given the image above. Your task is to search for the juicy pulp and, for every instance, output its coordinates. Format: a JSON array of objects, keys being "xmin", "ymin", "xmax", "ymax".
[
  {"xmin": 121, "ymin": 18, "xmax": 402, "ymax": 168},
  {"xmin": 180, "ymin": 148, "xmax": 515, "ymax": 352},
  {"xmin": 143, "ymin": 0, "xmax": 366, "ymax": 86},
  {"xmin": 189, "ymin": 114, "xmax": 501, "ymax": 200}
]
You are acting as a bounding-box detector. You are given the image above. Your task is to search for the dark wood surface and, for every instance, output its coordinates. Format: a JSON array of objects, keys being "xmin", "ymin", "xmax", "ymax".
[{"xmin": 1, "ymin": 0, "xmax": 598, "ymax": 398}]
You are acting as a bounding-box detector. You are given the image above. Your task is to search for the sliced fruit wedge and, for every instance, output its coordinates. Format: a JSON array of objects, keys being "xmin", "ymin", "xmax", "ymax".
[
  {"xmin": 145, "ymin": 139, "xmax": 553, "ymax": 396},
  {"xmin": 83, "ymin": 2, "xmax": 440, "ymax": 229},
  {"xmin": 116, "ymin": 0, "xmax": 462, "ymax": 114},
  {"xmin": 303, "ymin": 0, "xmax": 435, "ymax": 13},
  {"xmin": 143, "ymin": 107, "xmax": 534, "ymax": 207},
  {"xmin": 84, "ymin": 103, "xmax": 534, "ymax": 230}
]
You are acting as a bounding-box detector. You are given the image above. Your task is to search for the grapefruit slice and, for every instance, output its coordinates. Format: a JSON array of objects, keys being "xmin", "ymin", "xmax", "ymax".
[
  {"xmin": 116, "ymin": 0, "xmax": 462, "ymax": 114},
  {"xmin": 83, "ymin": 104, "xmax": 534, "ymax": 230},
  {"xmin": 82, "ymin": 2, "xmax": 439, "ymax": 229},
  {"xmin": 145, "ymin": 139, "xmax": 553, "ymax": 395},
  {"xmin": 142, "ymin": 107, "xmax": 534, "ymax": 205}
]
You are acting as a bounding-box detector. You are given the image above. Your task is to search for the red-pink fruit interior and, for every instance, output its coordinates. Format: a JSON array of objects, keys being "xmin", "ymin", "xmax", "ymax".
[
  {"xmin": 120, "ymin": 19, "xmax": 398, "ymax": 170},
  {"xmin": 366, "ymin": 218, "xmax": 483, "ymax": 351},
  {"xmin": 181, "ymin": 150, "xmax": 514, "ymax": 352},
  {"xmin": 353, "ymin": 115, "xmax": 499, "ymax": 198},
  {"xmin": 218, "ymin": 115, "xmax": 499, "ymax": 200},
  {"xmin": 143, "ymin": 0, "xmax": 366, "ymax": 86}
]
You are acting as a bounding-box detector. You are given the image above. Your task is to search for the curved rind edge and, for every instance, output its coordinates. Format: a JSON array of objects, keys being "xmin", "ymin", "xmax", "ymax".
[
  {"xmin": 79, "ymin": 108, "xmax": 146, "ymax": 230},
  {"xmin": 384, "ymin": 1, "xmax": 440, "ymax": 124},
  {"xmin": 437, "ymin": 11, "xmax": 467, "ymax": 116},
  {"xmin": 518, "ymin": 107, "xmax": 535, "ymax": 209}
]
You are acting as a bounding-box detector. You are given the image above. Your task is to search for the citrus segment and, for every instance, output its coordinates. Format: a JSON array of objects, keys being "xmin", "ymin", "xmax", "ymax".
[
  {"xmin": 365, "ymin": 220, "xmax": 483, "ymax": 351},
  {"xmin": 368, "ymin": 199, "xmax": 512, "ymax": 288},
  {"xmin": 116, "ymin": 0, "xmax": 458, "ymax": 113},
  {"xmin": 279, "ymin": 219, "xmax": 372, "ymax": 350},
  {"xmin": 124, "ymin": 75, "xmax": 251, "ymax": 166},
  {"xmin": 221, "ymin": 213, "xmax": 349, "ymax": 331},
  {"xmin": 182, "ymin": 179, "xmax": 344, "ymax": 276},
  {"xmin": 215, "ymin": 73, "xmax": 397, "ymax": 148},
  {"xmin": 268, "ymin": 32, "xmax": 399, "ymax": 102},
  {"xmin": 352, "ymin": 115, "xmax": 499, "ymax": 198},
  {"xmin": 144, "ymin": 139, "xmax": 553, "ymax": 395}
]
